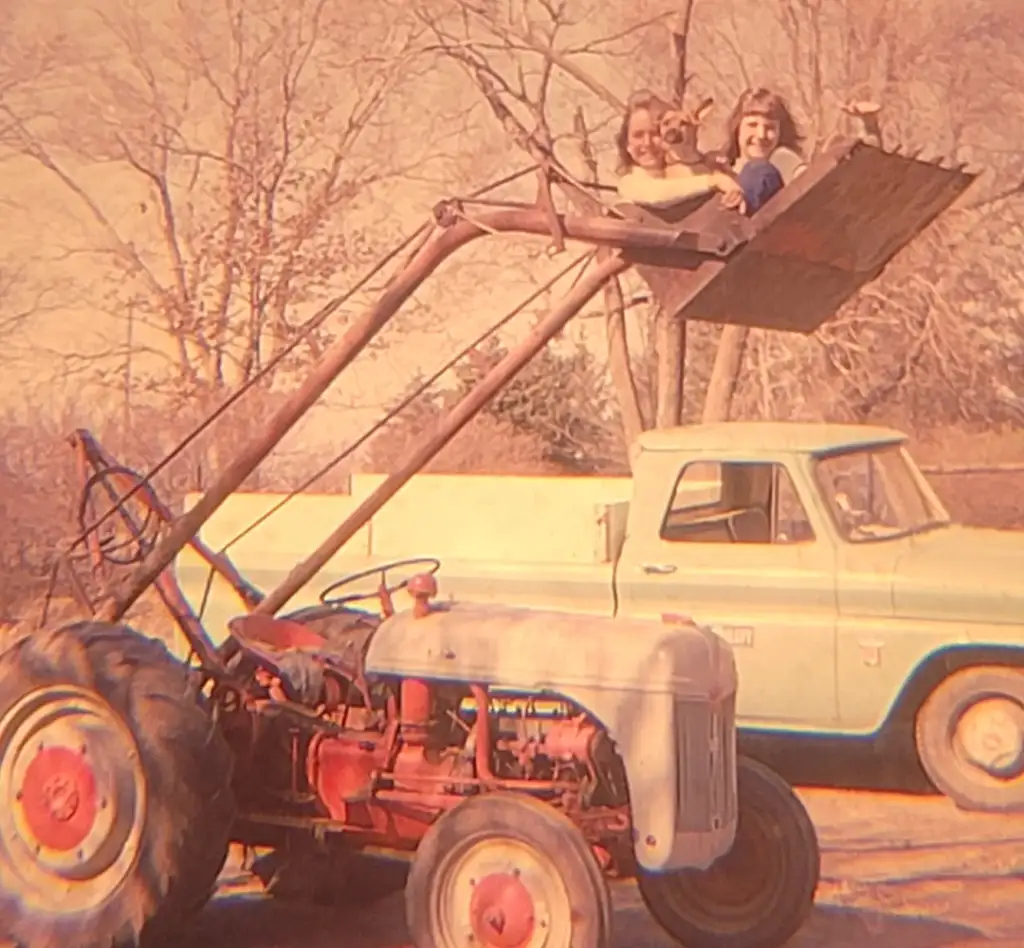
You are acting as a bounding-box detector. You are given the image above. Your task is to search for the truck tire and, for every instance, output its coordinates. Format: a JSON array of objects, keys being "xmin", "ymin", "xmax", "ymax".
[
  {"xmin": 915, "ymin": 665, "xmax": 1024, "ymax": 812},
  {"xmin": 0, "ymin": 621, "xmax": 235, "ymax": 948},
  {"xmin": 637, "ymin": 756, "xmax": 819, "ymax": 948},
  {"xmin": 406, "ymin": 792, "xmax": 612, "ymax": 948}
]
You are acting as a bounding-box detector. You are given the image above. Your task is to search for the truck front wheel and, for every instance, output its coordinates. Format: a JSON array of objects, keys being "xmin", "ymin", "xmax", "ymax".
[
  {"xmin": 637, "ymin": 756, "xmax": 819, "ymax": 948},
  {"xmin": 915, "ymin": 665, "xmax": 1024, "ymax": 812},
  {"xmin": 406, "ymin": 792, "xmax": 612, "ymax": 948},
  {"xmin": 0, "ymin": 621, "xmax": 235, "ymax": 948}
]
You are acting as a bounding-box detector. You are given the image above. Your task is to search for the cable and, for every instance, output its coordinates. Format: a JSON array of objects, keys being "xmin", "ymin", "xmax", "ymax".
[
  {"xmin": 69, "ymin": 222, "xmax": 429, "ymax": 549},
  {"xmin": 213, "ymin": 249, "xmax": 597, "ymax": 557},
  {"xmin": 69, "ymin": 163, "xmax": 547, "ymax": 552},
  {"xmin": 78, "ymin": 466, "xmax": 162, "ymax": 565}
]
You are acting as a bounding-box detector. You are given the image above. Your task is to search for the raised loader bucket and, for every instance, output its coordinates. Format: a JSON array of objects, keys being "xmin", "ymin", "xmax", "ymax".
[{"xmin": 619, "ymin": 138, "xmax": 978, "ymax": 334}]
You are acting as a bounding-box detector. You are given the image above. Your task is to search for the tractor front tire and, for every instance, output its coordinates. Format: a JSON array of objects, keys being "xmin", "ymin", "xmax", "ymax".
[
  {"xmin": 0, "ymin": 621, "xmax": 235, "ymax": 948},
  {"xmin": 637, "ymin": 756, "xmax": 819, "ymax": 948},
  {"xmin": 406, "ymin": 793, "xmax": 612, "ymax": 948}
]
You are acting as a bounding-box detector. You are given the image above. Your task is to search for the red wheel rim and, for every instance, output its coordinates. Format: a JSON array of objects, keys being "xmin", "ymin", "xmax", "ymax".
[
  {"xmin": 469, "ymin": 871, "xmax": 536, "ymax": 947},
  {"xmin": 19, "ymin": 745, "xmax": 99, "ymax": 853},
  {"xmin": 0, "ymin": 685, "xmax": 147, "ymax": 915}
]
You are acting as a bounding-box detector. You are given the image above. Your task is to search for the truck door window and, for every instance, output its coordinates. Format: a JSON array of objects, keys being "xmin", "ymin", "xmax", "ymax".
[
  {"xmin": 660, "ymin": 461, "xmax": 813, "ymax": 545},
  {"xmin": 660, "ymin": 461, "xmax": 762, "ymax": 543}
]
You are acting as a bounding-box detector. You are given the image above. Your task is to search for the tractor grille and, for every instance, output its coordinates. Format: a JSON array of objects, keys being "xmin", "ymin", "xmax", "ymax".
[{"xmin": 675, "ymin": 693, "xmax": 737, "ymax": 833}]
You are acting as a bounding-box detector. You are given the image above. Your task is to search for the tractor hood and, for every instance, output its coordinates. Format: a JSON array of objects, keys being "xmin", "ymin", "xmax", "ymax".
[
  {"xmin": 891, "ymin": 526, "xmax": 1024, "ymax": 626},
  {"xmin": 366, "ymin": 601, "xmax": 737, "ymax": 701}
]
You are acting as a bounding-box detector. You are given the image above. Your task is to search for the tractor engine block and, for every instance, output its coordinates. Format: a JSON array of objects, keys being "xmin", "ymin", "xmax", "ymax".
[
  {"xmin": 458, "ymin": 691, "xmax": 627, "ymax": 804},
  {"xmin": 304, "ymin": 681, "xmax": 627, "ymax": 823}
]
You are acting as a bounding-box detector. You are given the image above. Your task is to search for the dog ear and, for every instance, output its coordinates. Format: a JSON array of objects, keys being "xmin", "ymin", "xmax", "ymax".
[{"xmin": 693, "ymin": 96, "xmax": 715, "ymax": 124}]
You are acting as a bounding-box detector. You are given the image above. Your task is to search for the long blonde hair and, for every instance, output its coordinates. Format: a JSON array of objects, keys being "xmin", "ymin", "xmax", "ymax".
[
  {"xmin": 615, "ymin": 89, "xmax": 672, "ymax": 175},
  {"xmin": 724, "ymin": 87, "xmax": 804, "ymax": 165}
]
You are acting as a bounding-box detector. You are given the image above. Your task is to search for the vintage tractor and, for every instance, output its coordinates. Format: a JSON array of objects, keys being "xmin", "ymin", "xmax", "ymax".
[{"xmin": 0, "ymin": 136, "xmax": 973, "ymax": 948}]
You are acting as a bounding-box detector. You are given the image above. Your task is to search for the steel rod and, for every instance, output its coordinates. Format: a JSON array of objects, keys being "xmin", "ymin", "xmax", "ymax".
[
  {"xmin": 97, "ymin": 217, "xmax": 485, "ymax": 621},
  {"xmin": 253, "ymin": 252, "xmax": 630, "ymax": 616},
  {"xmin": 97, "ymin": 202, "xmax": 717, "ymax": 623}
]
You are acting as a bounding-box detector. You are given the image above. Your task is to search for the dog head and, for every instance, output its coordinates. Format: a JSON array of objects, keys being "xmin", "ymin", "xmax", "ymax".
[{"xmin": 659, "ymin": 97, "xmax": 714, "ymax": 164}]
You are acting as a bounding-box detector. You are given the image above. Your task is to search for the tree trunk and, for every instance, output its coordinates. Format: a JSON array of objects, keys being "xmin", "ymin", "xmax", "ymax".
[
  {"xmin": 655, "ymin": 311, "xmax": 686, "ymax": 427},
  {"xmin": 602, "ymin": 267, "xmax": 646, "ymax": 449},
  {"xmin": 702, "ymin": 324, "xmax": 749, "ymax": 422}
]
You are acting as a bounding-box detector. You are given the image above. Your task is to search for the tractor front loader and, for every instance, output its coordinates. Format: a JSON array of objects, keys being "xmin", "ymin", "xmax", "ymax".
[{"xmin": 0, "ymin": 138, "xmax": 973, "ymax": 948}]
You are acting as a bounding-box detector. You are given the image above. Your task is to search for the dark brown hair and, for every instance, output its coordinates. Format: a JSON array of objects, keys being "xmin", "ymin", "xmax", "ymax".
[
  {"xmin": 615, "ymin": 89, "xmax": 672, "ymax": 175},
  {"xmin": 724, "ymin": 87, "xmax": 804, "ymax": 165}
]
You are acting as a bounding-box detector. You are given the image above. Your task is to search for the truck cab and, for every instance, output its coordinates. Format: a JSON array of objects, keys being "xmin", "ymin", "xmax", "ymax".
[{"xmin": 608, "ymin": 421, "xmax": 1024, "ymax": 812}]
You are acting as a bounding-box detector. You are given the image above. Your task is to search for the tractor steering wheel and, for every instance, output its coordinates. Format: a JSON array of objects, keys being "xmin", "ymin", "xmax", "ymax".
[{"xmin": 318, "ymin": 557, "xmax": 442, "ymax": 609}]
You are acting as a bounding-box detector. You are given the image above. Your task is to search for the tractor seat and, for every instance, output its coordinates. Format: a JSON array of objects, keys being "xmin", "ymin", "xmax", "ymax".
[
  {"xmin": 227, "ymin": 614, "xmax": 365, "ymax": 683},
  {"xmin": 227, "ymin": 613, "xmax": 379, "ymax": 710}
]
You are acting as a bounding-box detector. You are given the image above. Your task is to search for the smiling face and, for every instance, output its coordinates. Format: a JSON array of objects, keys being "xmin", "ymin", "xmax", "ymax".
[
  {"xmin": 626, "ymin": 107, "xmax": 664, "ymax": 171},
  {"xmin": 738, "ymin": 111, "xmax": 782, "ymax": 161}
]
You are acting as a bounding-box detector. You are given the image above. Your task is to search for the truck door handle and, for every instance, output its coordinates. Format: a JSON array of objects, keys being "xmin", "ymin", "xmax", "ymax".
[{"xmin": 642, "ymin": 563, "xmax": 677, "ymax": 575}]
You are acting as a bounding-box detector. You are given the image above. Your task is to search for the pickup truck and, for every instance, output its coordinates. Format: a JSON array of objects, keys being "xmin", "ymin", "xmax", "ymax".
[
  {"xmin": 180, "ymin": 420, "xmax": 1024, "ymax": 814},
  {"xmin": 411, "ymin": 420, "xmax": 1024, "ymax": 814}
]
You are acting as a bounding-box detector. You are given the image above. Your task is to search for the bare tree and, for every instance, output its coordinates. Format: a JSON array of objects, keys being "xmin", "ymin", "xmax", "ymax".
[
  {"xmin": 415, "ymin": 0, "xmax": 729, "ymax": 456},
  {"xmin": 602, "ymin": 0, "xmax": 1018, "ymax": 427},
  {"xmin": 7, "ymin": 0, "xmax": 444, "ymax": 399},
  {"xmin": 367, "ymin": 333, "xmax": 626, "ymax": 474},
  {"xmin": 0, "ymin": 2, "xmax": 69, "ymax": 155}
]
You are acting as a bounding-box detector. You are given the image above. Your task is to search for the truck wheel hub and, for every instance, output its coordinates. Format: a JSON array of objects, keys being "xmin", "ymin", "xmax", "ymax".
[
  {"xmin": 0, "ymin": 685, "xmax": 148, "ymax": 914},
  {"xmin": 954, "ymin": 697, "xmax": 1024, "ymax": 779}
]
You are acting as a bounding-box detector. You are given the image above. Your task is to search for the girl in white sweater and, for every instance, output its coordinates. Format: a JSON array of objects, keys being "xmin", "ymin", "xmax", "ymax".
[{"xmin": 614, "ymin": 90, "xmax": 745, "ymax": 210}]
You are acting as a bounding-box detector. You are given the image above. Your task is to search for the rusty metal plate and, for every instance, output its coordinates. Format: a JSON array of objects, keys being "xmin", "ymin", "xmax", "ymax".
[{"xmin": 623, "ymin": 139, "xmax": 977, "ymax": 334}]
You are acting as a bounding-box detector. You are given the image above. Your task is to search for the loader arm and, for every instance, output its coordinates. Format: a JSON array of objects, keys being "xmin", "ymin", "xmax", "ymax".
[{"xmin": 66, "ymin": 140, "xmax": 975, "ymax": 629}]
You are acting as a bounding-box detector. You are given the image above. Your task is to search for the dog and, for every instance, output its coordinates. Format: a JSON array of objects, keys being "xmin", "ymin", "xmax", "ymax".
[{"xmin": 658, "ymin": 96, "xmax": 726, "ymax": 177}]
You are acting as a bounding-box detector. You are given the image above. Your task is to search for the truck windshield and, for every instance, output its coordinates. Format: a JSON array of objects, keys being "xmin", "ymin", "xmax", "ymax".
[{"xmin": 814, "ymin": 443, "xmax": 951, "ymax": 542}]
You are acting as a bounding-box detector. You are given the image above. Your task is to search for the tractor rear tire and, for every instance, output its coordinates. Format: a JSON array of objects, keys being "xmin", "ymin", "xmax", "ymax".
[
  {"xmin": 406, "ymin": 793, "xmax": 612, "ymax": 948},
  {"xmin": 637, "ymin": 756, "xmax": 819, "ymax": 948},
  {"xmin": 0, "ymin": 621, "xmax": 235, "ymax": 948}
]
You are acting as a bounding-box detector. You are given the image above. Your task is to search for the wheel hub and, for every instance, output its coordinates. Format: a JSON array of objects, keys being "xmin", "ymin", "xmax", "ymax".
[
  {"xmin": 0, "ymin": 685, "xmax": 147, "ymax": 914},
  {"xmin": 436, "ymin": 837, "xmax": 570, "ymax": 948},
  {"xmin": 954, "ymin": 697, "xmax": 1024, "ymax": 779},
  {"xmin": 19, "ymin": 745, "xmax": 98, "ymax": 851},
  {"xmin": 470, "ymin": 872, "xmax": 536, "ymax": 947}
]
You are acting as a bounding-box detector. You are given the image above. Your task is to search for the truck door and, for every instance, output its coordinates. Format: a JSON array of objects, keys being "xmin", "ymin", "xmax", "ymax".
[{"xmin": 616, "ymin": 457, "xmax": 840, "ymax": 730}]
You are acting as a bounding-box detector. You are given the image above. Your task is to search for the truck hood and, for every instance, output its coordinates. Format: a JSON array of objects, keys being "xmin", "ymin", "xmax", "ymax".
[{"xmin": 891, "ymin": 526, "xmax": 1024, "ymax": 624}]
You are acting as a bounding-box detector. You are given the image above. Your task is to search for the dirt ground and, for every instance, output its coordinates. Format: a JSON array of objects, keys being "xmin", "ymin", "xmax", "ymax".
[{"xmin": 177, "ymin": 788, "xmax": 1024, "ymax": 948}]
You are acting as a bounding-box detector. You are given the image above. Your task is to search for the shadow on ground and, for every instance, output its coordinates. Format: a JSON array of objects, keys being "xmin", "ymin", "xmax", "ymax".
[
  {"xmin": 183, "ymin": 884, "xmax": 987, "ymax": 948},
  {"xmin": 739, "ymin": 732, "xmax": 935, "ymax": 795},
  {"xmin": 769, "ymin": 905, "xmax": 980, "ymax": 948}
]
